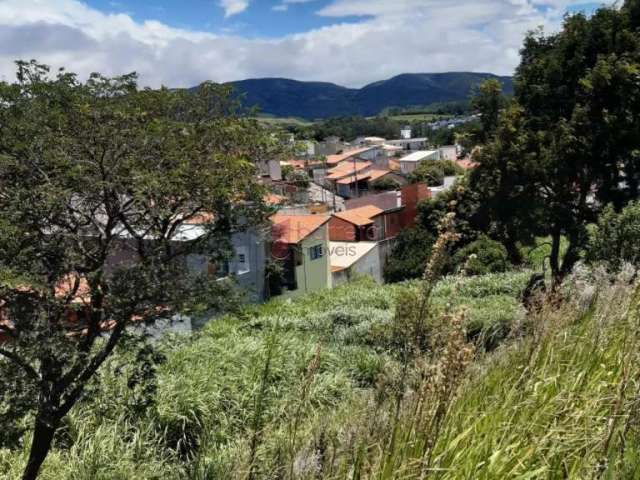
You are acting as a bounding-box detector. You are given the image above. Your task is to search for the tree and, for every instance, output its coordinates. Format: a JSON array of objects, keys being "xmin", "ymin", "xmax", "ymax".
[
  {"xmin": 586, "ymin": 201, "xmax": 640, "ymax": 271},
  {"xmin": 408, "ymin": 160, "xmax": 464, "ymax": 186},
  {"xmin": 0, "ymin": 61, "xmax": 280, "ymax": 479},
  {"xmin": 452, "ymin": 235, "xmax": 510, "ymax": 276},
  {"xmin": 471, "ymin": 79, "xmax": 506, "ymax": 142},
  {"xmin": 371, "ymin": 176, "xmax": 401, "ymax": 192},
  {"xmin": 470, "ymin": 1, "xmax": 640, "ymax": 285},
  {"xmin": 383, "ymin": 227, "xmax": 436, "ymax": 283}
]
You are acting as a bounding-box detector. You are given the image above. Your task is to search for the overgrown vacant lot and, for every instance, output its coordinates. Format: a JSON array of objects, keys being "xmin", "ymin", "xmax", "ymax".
[{"xmin": 4, "ymin": 269, "xmax": 640, "ymax": 479}]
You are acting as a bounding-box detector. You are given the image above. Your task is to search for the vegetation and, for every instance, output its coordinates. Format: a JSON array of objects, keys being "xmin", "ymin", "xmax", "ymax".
[
  {"xmin": 408, "ymin": 160, "xmax": 464, "ymax": 186},
  {"xmin": 452, "ymin": 235, "xmax": 510, "ymax": 276},
  {"xmin": 1, "ymin": 242, "xmax": 533, "ymax": 478},
  {"xmin": 0, "ymin": 61, "xmax": 280, "ymax": 480},
  {"xmin": 587, "ymin": 201, "xmax": 640, "ymax": 271}
]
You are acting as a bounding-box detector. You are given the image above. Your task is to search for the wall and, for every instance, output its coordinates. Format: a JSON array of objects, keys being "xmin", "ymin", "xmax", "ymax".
[
  {"xmin": 186, "ymin": 228, "xmax": 268, "ymax": 303},
  {"xmin": 329, "ymin": 216, "xmax": 357, "ymax": 241},
  {"xmin": 282, "ymin": 224, "xmax": 331, "ymax": 298},
  {"xmin": 331, "ymin": 243, "xmax": 382, "ymax": 287},
  {"xmin": 401, "ymin": 183, "xmax": 431, "ymax": 228}
]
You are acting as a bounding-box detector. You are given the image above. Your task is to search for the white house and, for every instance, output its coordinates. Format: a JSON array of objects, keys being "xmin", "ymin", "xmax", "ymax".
[
  {"xmin": 330, "ymin": 241, "xmax": 382, "ymax": 286},
  {"xmin": 386, "ymin": 137, "xmax": 429, "ymax": 151},
  {"xmin": 438, "ymin": 145, "xmax": 458, "ymax": 162},
  {"xmin": 399, "ymin": 150, "xmax": 440, "ymax": 174}
]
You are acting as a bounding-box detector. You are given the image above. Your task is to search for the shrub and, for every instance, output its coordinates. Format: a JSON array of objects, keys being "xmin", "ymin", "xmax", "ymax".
[
  {"xmin": 383, "ymin": 227, "xmax": 436, "ymax": 283},
  {"xmin": 408, "ymin": 159, "xmax": 464, "ymax": 186},
  {"xmin": 452, "ymin": 235, "xmax": 510, "ymax": 275},
  {"xmin": 586, "ymin": 202, "xmax": 640, "ymax": 271}
]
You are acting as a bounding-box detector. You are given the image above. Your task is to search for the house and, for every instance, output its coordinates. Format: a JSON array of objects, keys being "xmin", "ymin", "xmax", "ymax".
[
  {"xmin": 177, "ymin": 217, "xmax": 271, "ymax": 304},
  {"xmin": 329, "ymin": 204, "xmax": 404, "ymax": 242},
  {"xmin": 438, "ymin": 145, "xmax": 458, "ymax": 162},
  {"xmin": 330, "ymin": 241, "xmax": 383, "ymax": 286},
  {"xmin": 399, "ymin": 150, "xmax": 440, "ymax": 174},
  {"xmin": 325, "ymin": 146, "xmax": 382, "ymax": 167},
  {"xmin": 386, "ymin": 137, "xmax": 429, "ymax": 151},
  {"xmin": 270, "ymin": 214, "xmax": 332, "ymax": 298},
  {"xmin": 345, "ymin": 183, "xmax": 431, "ymax": 230}
]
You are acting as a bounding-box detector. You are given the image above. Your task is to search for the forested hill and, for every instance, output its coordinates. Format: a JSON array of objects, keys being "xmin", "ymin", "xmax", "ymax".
[{"xmin": 220, "ymin": 72, "xmax": 513, "ymax": 119}]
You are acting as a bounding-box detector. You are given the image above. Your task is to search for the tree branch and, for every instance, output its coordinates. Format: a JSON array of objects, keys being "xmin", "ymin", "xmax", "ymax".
[{"xmin": 0, "ymin": 348, "xmax": 40, "ymax": 382}]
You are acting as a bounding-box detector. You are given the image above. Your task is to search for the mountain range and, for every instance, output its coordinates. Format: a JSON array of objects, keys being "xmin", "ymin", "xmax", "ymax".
[{"xmin": 223, "ymin": 72, "xmax": 513, "ymax": 120}]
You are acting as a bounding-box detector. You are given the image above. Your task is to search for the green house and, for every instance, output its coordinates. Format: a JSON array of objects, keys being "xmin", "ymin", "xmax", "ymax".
[{"xmin": 271, "ymin": 214, "xmax": 332, "ymax": 298}]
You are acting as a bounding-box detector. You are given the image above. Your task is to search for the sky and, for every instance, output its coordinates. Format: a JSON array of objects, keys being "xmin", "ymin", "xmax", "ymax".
[{"xmin": 0, "ymin": 0, "xmax": 611, "ymax": 88}]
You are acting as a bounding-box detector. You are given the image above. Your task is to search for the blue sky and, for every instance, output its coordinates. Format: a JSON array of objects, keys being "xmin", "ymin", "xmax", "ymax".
[
  {"xmin": 84, "ymin": 0, "xmax": 602, "ymax": 37},
  {"xmin": 0, "ymin": 0, "xmax": 616, "ymax": 88},
  {"xmin": 86, "ymin": 0, "xmax": 367, "ymax": 37}
]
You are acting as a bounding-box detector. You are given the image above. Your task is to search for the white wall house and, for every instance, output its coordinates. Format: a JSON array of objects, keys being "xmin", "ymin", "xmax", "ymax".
[
  {"xmin": 399, "ymin": 150, "xmax": 440, "ymax": 174},
  {"xmin": 438, "ymin": 145, "xmax": 458, "ymax": 162}
]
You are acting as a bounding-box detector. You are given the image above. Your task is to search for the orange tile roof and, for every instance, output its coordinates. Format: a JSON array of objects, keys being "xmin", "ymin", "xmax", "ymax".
[
  {"xmin": 388, "ymin": 159, "xmax": 401, "ymax": 171},
  {"xmin": 333, "ymin": 205, "xmax": 384, "ymax": 226},
  {"xmin": 271, "ymin": 214, "xmax": 330, "ymax": 244},
  {"xmin": 326, "ymin": 147, "xmax": 374, "ymax": 166},
  {"xmin": 366, "ymin": 168, "xmax": 393, "ymax": 182},
  {"xmin": 327, "ymin": 161, "xmax": 371, "ymax": 180}
]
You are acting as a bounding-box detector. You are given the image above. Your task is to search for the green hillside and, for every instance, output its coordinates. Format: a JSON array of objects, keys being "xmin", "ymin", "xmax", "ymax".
[{"xmin": 6, "ymin": 267, "xmax": 640, "ymax": 479}]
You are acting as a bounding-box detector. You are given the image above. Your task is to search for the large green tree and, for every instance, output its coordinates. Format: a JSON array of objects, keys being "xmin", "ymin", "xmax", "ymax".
[
  {"xmin": 0, "ymin": 61, "xmax": 280, "ymax": 480},
  {"xmin": 471, "ymin": 1, "xmax": 640, "ymax": 284}
]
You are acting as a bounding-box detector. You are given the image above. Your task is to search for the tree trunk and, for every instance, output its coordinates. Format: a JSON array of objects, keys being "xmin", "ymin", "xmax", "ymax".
[
  {"xmin": 22, "ymin": 413, "xmax": 58, "ymax": 480},
  {"xmin": 549, "ymin": 229, "xmax": 562, "ymax": 288}
]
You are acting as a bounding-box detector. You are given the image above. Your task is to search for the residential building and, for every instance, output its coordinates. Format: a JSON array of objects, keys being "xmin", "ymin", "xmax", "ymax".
[
  {"xmin": 330, "ymin": 241, "xmax": 383, "ymax": 286},
  {"xmin": 271, "ymin": 214, "xmax": 332, "ymax": 298},
  {"xmin": 325, "ymin": 146, "xmax": 382, "ymax": 167},
  {"xmin": 329, "ymin": 204, "xmax": 403, "ymax": 242},
  {"xmin": 399, "ymin": 150, "xmax": 440, "ymax": 174},
  {"xmin": 386, "ymin": 137, "xmax": 429, "ymax": 151},
  {"xmin": 438, "ymin": 145, "xmax": 458, "ymax": 162}
]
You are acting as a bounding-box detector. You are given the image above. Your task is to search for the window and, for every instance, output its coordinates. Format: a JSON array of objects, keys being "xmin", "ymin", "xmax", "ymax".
[
  {"xmin": 235, "ymin": 246, "xmax": 250, "ymax": 275},
  {"xmin": 309, "ymin": 244, "xmax": 323, "ymax": 261}
]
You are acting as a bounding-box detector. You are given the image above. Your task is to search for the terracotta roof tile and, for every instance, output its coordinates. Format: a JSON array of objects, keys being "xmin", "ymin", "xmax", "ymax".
[
  {"xmin": 333, "ymin": 205, "xmax": 384, "ymax": 226},
  {"xmin": 271, "ymin": 214, "xmax": 330, "ymax": 244},
  {"xmin": 326, "ymin": 147, "xmax": 375, "ymax": 166}
]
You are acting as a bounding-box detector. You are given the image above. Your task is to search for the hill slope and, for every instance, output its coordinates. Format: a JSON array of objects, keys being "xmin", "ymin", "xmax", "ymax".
[{"xmin": 227, "ymin": 72, "xmax": 513, "ymax": 119}]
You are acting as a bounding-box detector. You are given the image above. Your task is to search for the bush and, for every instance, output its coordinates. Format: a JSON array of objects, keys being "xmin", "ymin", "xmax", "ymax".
[
  {"xmin": 371, "ymin": 176, "xmax": 401, "ymax": 192},
  {"xmin": 586, "ymin": 202, "xmax": 640, "ymax": 271},
  {"xmin": 383, "ymin": 227, "xmax": 436, "ymax": 283},
  {"xmin": 452, "ymin": 235, "xmax": 510, "ymax": 275},
  {"xmin": 408, "ymin": 160, "xmax": 464, "ymax": 186}
]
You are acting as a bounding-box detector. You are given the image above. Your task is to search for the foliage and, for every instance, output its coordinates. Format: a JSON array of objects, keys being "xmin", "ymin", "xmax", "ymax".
[
  {"xmin": 0, "ymin": 61, "xmax": 280, "ymax": 479},
  {"xmin": 471, "ymin": 78, "xmax": 507, "ymax": 141},
  {"xmin": 371, "ymin": 176, "xmax": 401, "ymax": 192},
  {"xmin": 408, "ymin": 160, "xmax": 464, "ymax": 186},
  {"xmin": 587, "ymin": 201, "xmax": 640, "ymax": 271},
  {"xmin": 284, "ymin": 169, "xmax": 311, "ymax": 188},
  {"xmin": 452, "ymin": 235, "xmax": 510, "ymax": 276},
  {"xmin": 0, "ymin": 267, "xmax": 531, "ymax": 478},
  {"xmin": 383, "ymin": 227, "xmax": 437, "ymax": 283},
  {"xmin": 470, "ymin": 2, "xmax": 640, "ymax": 284}
]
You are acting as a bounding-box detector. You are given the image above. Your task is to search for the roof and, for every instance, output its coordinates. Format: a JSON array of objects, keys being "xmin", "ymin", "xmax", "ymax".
[
  {"xmin": 367, "ymin": 168, "xmax": 394, "ymax": 182},
  {"xmin": 333, "ymin": 205, "xmax": 384, "ymax": 226},
  {"xmin": 330, "ymin": 241, "xmax": 378, "ymax": 270},
  {"xmin": 271, "ymin": 214, "xmax": 330, "ymax": 244},
  {"xmin": 326, "ymin": 161, "xmax": 372, "ymax": 180},
  {"xmin": 326, "ymin": 147, "xmax": 375, "ymax": 166},
  {"xmin": 388, "ymin": 159, "xmax": 401, "ymax": 171},
  {"xmin": 346, "ymin": 191, "xmax": 401, "ymax": 212},
  {"xmin": 400, "ymin": 150, "xmax": 438, "ymax": 163}
]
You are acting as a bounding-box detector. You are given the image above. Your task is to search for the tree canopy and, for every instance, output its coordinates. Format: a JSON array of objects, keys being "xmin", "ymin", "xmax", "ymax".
[{"xmin": 0, "ymin": 61, "xmax": 281, "ymax": 480}]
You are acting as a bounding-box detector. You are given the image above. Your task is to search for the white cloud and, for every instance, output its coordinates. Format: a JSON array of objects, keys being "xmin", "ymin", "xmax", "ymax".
[
  {"xmin": 219, "ymin": 0, "xmax": 250, "ymax": 18},
  {"xmin": 0, "ymin": 0, "xmax": 618, "ymax": 88}
]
